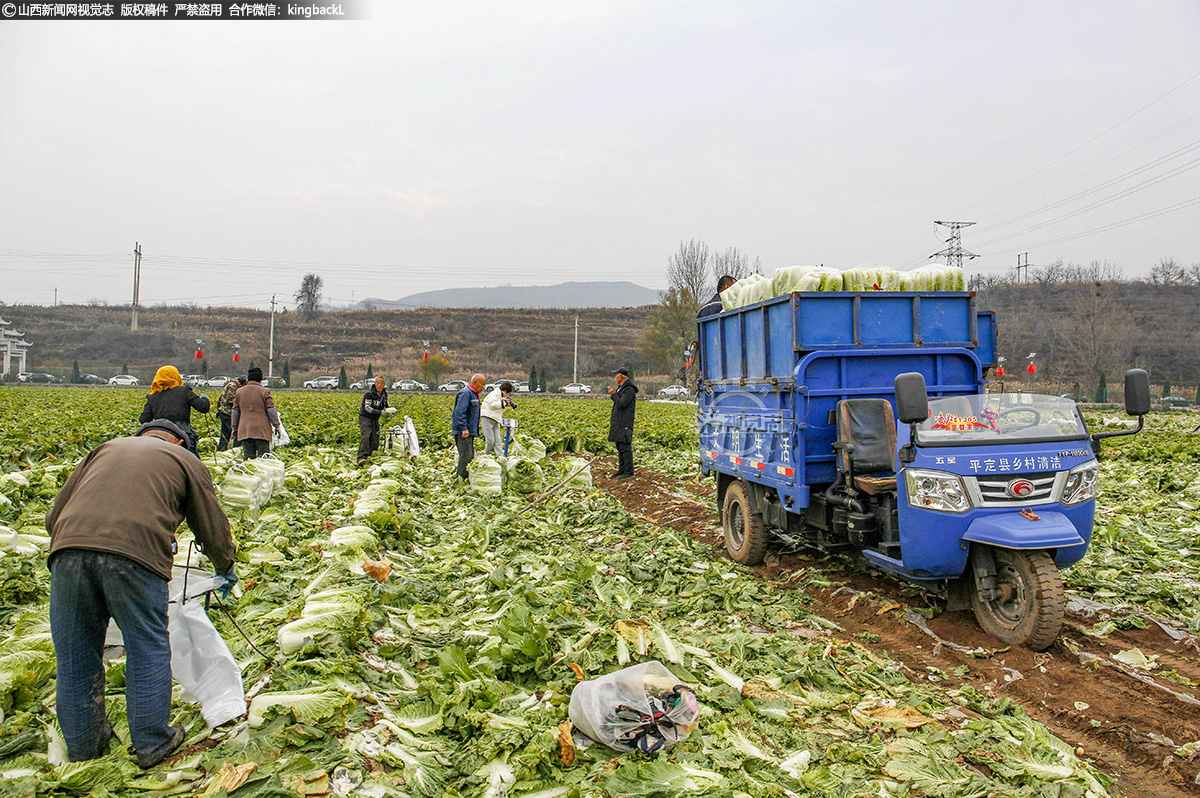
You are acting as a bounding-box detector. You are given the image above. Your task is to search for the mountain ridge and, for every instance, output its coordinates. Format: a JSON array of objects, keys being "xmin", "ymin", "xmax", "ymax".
[{"xmin": 356, "ymin": 280, "xmax": 660, "ymax": 309}]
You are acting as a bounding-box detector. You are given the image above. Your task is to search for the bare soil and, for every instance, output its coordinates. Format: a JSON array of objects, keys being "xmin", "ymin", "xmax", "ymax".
[{"xmin": 595, "ymin": 458, "xmax": 1200, "ymax": 798}]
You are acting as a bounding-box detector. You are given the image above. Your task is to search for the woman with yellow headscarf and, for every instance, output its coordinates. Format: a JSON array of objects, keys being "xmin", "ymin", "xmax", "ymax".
[{"xmin": 138, "ymin": 366, "xmax": 211, "ymax": 456}]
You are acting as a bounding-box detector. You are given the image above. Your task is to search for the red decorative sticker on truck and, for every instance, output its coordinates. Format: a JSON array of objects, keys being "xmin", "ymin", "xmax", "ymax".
[{"xmin": 931, "ymin": 411, "xmax": 992, "ymax": 432}]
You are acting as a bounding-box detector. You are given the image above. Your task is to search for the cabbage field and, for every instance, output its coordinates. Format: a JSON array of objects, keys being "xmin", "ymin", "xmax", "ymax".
[{"xmin": 0, "ymin": 387, "xmax": 1197, "ymax": 797}]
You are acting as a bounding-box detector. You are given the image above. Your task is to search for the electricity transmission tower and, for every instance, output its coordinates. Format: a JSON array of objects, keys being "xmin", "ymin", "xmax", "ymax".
[{"xmin": 931, "ymin": 221, "xmax": 978, "ymax": 268}]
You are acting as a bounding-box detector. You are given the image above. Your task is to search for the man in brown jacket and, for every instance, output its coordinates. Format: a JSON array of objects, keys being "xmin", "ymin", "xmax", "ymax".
[
  {"xmin": 46, "ymin": 419, "xmax": 237, "ymax": 768},
  {"xmin": 232, "ymin": 367, "xmax": 281, "ymax": 459}
]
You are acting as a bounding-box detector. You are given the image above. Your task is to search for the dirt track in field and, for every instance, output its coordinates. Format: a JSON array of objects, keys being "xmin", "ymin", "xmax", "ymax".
[{"xmin": 594, "ymin": 459, "xmax": 1200, "ymax": 798}]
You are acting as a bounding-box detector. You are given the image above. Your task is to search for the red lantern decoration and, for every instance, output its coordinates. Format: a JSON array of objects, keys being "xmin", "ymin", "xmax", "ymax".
[
  {"xmin": 194, "ymin": 349, "xmax": 203, "ymax": 359},
  {"xmin": 1027, "ymin": 363, "xmax": 1036, "ymax": 374},
  {"xmin": 996, "ymin": 366, "xmax": 1005, "ymax": 377},
  {"xmin": 233, "ymin": 353, "xmax": 241, "ymax": 363}
]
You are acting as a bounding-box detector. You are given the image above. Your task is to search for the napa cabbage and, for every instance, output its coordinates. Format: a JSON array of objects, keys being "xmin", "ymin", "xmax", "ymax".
[
  {"xmin": 328, "ymin": 525, "xmax": 379, "ymax": 550},
  {"xmin": 468, "ymin": 456, "xmax": 504, "ymax": 495},
  {"xmin": 506, "ymin": 458, "xmax": 544, "ymax": 495},
  {"xmin": 247, "ymin": 685, "xmax": 352, "ymax": 728},
  {"xmin": 277, "ymin": 586, "xmax": 364, "ymax": 654}
]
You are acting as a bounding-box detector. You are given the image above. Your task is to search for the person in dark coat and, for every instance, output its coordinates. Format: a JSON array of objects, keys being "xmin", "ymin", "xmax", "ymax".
[
  {"xmin": 357, "ymin": 377, "xmax": 389, "ymax": 465},
  {"xmin": 139, "ymin": 365, "xmax": 211, "ymax": 456},
  {"xmin": 697, "ymin": 275, "xmax": 738, "ymax": 318},
  {"xmin": 451, "ymin": 374, "xmax": 485, "ymax": 480},
  {"xmin": 46, "ymin": 419, "xmax": 236, "ymax": 769},
  {"xmin": 216, "ymin": 377, "xmax": 246, "ymax": 452},
  {"xmin": 607, "ymin": 368, "xmax": 639, "ymax": 478}
]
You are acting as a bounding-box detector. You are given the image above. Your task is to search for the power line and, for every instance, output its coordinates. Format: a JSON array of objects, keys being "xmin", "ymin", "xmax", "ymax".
[
  {"xmin": 979, "ymin": 111, "xmax": 1200, "ymax": 222},
  {"xmin": 972, "ymin": 139, "xmax": 1200, "ymax": 235},
  {"xmin": 978, "ymin": 195, "xmax": 1200, "ymax": 257},
  {"xmin": 970, "ymin": 157, "xmax": 1200, "ymax": 249},
  {"xmin": 953, "ymin": 68, "xmax": 1200, "ymax": 217}
]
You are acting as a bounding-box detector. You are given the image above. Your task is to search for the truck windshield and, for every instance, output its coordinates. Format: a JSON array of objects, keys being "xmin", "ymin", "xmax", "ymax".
[{"xmin": 914, "ymin": 393, "xmax": 1087, "ymax": 446}]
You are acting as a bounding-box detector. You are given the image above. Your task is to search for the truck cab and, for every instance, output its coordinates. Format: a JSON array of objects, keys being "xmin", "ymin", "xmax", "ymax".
[{"xmin": 698, "ymin": 287, "xmax": 1149, "ymax": 649}]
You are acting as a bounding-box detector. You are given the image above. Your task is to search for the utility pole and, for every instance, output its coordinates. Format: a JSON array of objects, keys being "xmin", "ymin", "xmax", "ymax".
[
  {"xmin": 1016, "ymin": 252, "xmax": 1029, "ymax": 283},
  {"xmin": 573, "ymin": 315, "xmax": 579, "ymax": 384},
  {"xmin": 131, "ymin": 241, "xmax": 142, "ymax": 331},
  {"xmin": 931, "ymin": 221, "xmax": 978, "ymax": 269},
  {"xmin": 268, "ymin": 294, "xmax": 276, "ymax": 381},
  {"xmin": 54, "ymin": 287, "xmax": 57, "ymax": 307}
]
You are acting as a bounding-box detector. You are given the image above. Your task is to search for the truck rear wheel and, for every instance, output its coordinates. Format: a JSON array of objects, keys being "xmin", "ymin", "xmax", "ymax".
[
  {"xmin": 971, "ymin": 548, "xmax": 1064, "ymax": 651},
  {"xmin": 722, "ymin": 481, "xmax": 767, "ymax": 565}
]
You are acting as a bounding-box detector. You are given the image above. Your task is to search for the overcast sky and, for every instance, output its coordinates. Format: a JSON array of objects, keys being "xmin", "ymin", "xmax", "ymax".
[{"xmin": 2, "ymin": 1, "xmax": 1199, "ymax": 310}]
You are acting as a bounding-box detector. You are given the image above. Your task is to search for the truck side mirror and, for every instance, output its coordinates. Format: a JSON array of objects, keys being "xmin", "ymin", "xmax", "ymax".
[
  {"xmin": 1124, "ymin": 369, "xmax": 1150, "ymax": 416},
  {"xmin": 894, "ymin": 372, "xmax": 929, "ymax": 424}
]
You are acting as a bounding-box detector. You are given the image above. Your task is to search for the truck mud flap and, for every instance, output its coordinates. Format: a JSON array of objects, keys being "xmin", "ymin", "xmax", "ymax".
[
  {"xmin": 960, "ymin": 510, "xmax": 1084, "ymax": 551},
  {"xmin": 744, "ymin": 480, "xmax": 789, "ymax": 530}
]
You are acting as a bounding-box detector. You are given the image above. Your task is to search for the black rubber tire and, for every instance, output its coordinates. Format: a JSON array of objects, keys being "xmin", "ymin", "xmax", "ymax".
[
  {"xmin": 971, "ymin": 548, "xmax": 1065, "ymax": 651},
  {"xmin": 722, "ymin": 481, "xmax": 768, "ymax": 565}
]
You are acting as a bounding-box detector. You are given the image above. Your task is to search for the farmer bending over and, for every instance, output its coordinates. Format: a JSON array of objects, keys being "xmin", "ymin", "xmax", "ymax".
[{"xmin": 45, "ymin": 420, "xmax": 237, "ymax": 768}]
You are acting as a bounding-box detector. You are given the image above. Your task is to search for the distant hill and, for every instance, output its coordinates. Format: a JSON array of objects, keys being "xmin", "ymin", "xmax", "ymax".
[
  {"xmin": 0, "ymin": 304, "xmax": 656, "ymax": 386},
  {"xmin": 357, "ymin": 281, "xmax": 660, "ymax": 309}
]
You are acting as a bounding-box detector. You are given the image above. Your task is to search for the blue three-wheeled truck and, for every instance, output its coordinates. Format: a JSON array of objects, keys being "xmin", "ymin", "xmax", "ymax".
[{"xmin": 697, "ymin": 288, "xmax": 1150, "ymax": 650}]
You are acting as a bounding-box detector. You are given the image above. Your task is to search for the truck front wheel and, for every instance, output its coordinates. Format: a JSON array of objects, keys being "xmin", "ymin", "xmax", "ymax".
[
  {"xmin": 722, "ymin": 481, "xmax": 767, "ymax": 565},
  {"xmin": 971, "ymin": 548, "xmax": 1065, "ymax": 651}
]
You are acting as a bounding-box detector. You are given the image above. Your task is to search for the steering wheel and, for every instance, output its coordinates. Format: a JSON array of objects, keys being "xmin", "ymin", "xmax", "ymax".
[{"xmin": 997, "ymin": 406, "xmax": 1041, "ymax": 429}]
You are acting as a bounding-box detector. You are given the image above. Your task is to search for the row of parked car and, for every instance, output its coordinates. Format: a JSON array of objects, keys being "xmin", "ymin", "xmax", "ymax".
[
  {"xmin": 16, "ymin": 371, "xmax": 143, "ymax": 386},
  {"xmin": 301, "ymin": 377, "xmax": 542, "ymax": 393},
  {"xmin": 14, "ymin": 370, "xmax": 690, "ymax": 398}
]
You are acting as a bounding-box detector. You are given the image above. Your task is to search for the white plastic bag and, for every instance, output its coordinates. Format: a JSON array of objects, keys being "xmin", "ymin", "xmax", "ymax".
[
  {"xmin": 468, "ymin": 455, "xmax": 504, "ymax": 495},
  {"xmin": 510, "ymin": 434, "xmax": 547, "ymax": 462},
  {"xmin": 404, "ymin": 416, "xmax": 420, "ymax": 458},
  {"xmin": 170, "ymin": 594, "xmax": 246, "ymax": 727},
  {"xmin": 560, "ymin": 456, "xmax": 593, "ymax": 489},
  {"xmin": 219, "ymin": 468, "xmax": 263, "ymax": 514},
  {"xmin": 506, "ymin": 457, "xmax": 545, "ymax": 495},
  {"xmin": 272, "ymin": 414, "xmax": 290, "ymax": 447},
  {"xmin": 771, "ymin": 265, "xmax": 843, "ymax": 295},
  {"xmin": 568, "ymin": 661, "xmax": 700, "ymax": 753},
  {"xmin": 105, "ymin": 567, "xmax": 246, "ymax": 728},
  {"xmin": 248, "ymin": 454, "xmax": 286, "ymax": 494}
]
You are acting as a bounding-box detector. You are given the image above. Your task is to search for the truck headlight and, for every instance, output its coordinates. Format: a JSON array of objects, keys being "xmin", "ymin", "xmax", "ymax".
[
  {"xmin": 904, "ymin": 469, "xmax": 971, "ymax": 513},
  {"xmin": 1062, "ymin": 460, "xmax": 1099, "ymax": 506}
]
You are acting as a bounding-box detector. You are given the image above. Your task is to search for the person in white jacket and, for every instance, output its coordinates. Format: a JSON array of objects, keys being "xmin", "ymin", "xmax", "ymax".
[{"xmin": 481, "ymin": 381, "xmax": 516, "ymax": 455}]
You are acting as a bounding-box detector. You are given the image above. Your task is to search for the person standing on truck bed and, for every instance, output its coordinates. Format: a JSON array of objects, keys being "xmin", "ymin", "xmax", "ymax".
[
  {"xmin": 139, "ymin": 365, "xmax": 211, "ymax": 456},
  {"xmin": 607, "ymin": 367, "xmax": 638, "ymax": 479},
  {"xmin": 697, "ymin": 275, "xmax": 738, "ymax": 318}
]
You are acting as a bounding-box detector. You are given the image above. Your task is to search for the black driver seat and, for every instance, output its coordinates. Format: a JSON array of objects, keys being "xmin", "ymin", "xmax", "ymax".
[{"xmin": 835, "ymin": 399, "xmax": 898, "ymax": 495}]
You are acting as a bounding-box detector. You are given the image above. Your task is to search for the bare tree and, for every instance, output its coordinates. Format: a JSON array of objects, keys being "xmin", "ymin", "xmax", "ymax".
[
  {"xmin": 1033, "ymin": 259, "xmax": 1066, "ymax": 287},
  {"xmin": 1055, "ymin": 276, "xmax": 1135, "ymax": 382},
  {"xmin": 712, "ymin": 246, "xmax": 755, "ymax": 285},
  {"xmin": 1149, "ymin": 257, "xmax": 1185, "ymax": 285},
  {"xmin": 666, "ymin": 239, "xmax": 710, "ymax": 308},
  {"xmin": 640, "ymin": 287, "xmax": 697, "ymax": 375},
  {"xmin": 1189, "ymin": 263, "xmax": 1200, "ymax": 285},
  {"xmin": 968, "ymin": 271, "xmax": 1016, "ymax": 292},
  {"xmin": 294, "ymin": 273, "xmax": 324, "ymax": 321}
]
